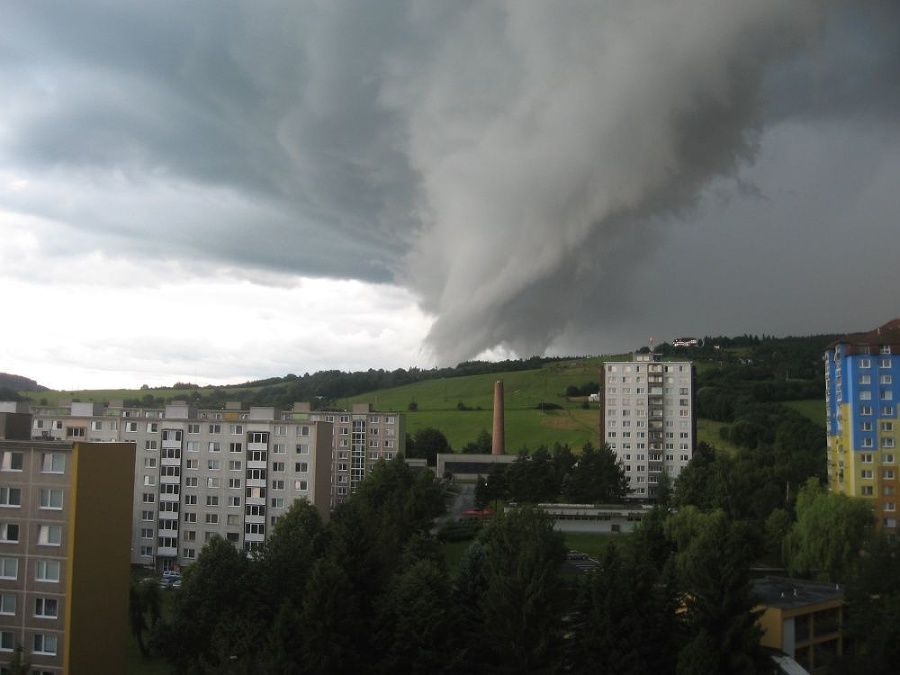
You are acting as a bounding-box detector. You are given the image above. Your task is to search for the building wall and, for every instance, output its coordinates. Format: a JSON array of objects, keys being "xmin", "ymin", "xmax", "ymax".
[
  {"xmin": 601, "ymin": 353, "xmax": 695, "ymax": 499},
  {"xmin": 826, "ymin": 321, "xmax": 900, "ymax": 531},
  {"xmin": 65, "ymin": 442, "xmax": 134, "ymax": 675},
  {"xmin": 0, "ymin": 439, "xmax": 134, "ymax": 674}
]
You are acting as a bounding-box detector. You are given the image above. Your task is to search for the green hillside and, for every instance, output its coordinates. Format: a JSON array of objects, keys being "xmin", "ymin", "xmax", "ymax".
[
  {"xmin": 339, "ymin": 357, "xmax": 608, "ymax": 451},
  {"xmin": 18, "ymin": 334, "xmax": 830, "ymax": 456}
]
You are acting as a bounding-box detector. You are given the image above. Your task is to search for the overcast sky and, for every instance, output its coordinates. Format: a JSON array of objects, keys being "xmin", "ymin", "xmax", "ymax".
[{"xmin": 2, "ymin": 1, "xmax": 899, "ymax": 391}]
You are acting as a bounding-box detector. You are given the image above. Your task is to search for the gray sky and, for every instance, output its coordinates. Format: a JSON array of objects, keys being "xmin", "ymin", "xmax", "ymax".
[{"xmin": 2, "ymin": 1, "xmax": 899, "ymax": 390}]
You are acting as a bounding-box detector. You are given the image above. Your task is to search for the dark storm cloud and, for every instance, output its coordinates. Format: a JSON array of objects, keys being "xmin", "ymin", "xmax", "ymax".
[{"xmin": 2, "ymin": 1, "xmax": 899, "ymax": 363}]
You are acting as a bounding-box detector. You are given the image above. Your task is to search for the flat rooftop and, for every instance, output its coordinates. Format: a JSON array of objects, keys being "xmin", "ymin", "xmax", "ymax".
[{"xmin": 752, "ymin": 576, "xmax": 843, "ymax": 609}]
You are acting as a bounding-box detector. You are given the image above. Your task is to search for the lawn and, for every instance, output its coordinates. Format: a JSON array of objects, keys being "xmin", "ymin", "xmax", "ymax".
[
  {"xmin": 340, "ymin": 359, "xmax": 609, "ymax": 451},
  {"xmin": 695, "ymin": 418, "xmax": 742, "ymax": 455},
  {"xmin": 563, "ymin": 531, "xmax": 623, "ymax": 558},
  {"xmin": 784, "ymin": 399, "xmax": 827, "ymax": 428}
]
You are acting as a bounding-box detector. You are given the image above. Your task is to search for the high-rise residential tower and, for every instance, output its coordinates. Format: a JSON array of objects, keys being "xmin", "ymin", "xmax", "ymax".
[
  {"xmin": 826, "ymin": 319, "xmax": 900, "ymax": 531},
  {"xmin": 600, "ymin": 352, "xmax": 696, "ymax": 499}
]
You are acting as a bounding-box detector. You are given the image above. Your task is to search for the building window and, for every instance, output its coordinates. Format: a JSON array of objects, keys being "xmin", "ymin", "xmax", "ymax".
[
  {"xmin": 35, "ymin": 560, "xmax": 60, "ymax": 582},
  {"xmin": 271, "ymin": 480, "xmax": 285, "ymax": 491},
  {"xmin": 184, "ymin": 495, "xmax": 198, "ymax": 506},
  {"xmin": 230, "ymin": 425, "xmax": 243, "ymax": 435},
  {"xmin": 0, "ymin": 489, "xmax": 21, "ymax": 507},
  {"xmin": 209, "ymin": 424, "xmax": 221, "ymax": 434},
  {"xmin": 862, "ymin": 485, "xmax": 874, "ymax": 496},
  {"xmin": 884, "ymin": 470, "xmax": 896, "ymax": 480},
  {"xmin": 140, "ymin": 528, "xmax": 153, "ymax": 539},
  {"xmin": 881, "ymin": 358, "xmax": 892, "ymax": 368},
  {"xmin": 206, "ymin": 496, "xmax": 219, "ymax": 507},
  {"xmin": 38, "ymin": 525, "xmax": 62, "ymax": 546},
  {"xmin": 125, "ymin": 421, "xmax": 138, "ymax": 433},
  {"xmin": 41, "ymin": 453, "xmax": 65, "ymax": 474},
  {"xmin": 34, "ymin": 597, "xmax": 58, "ymax": 618},
  {"xmin": 295, "ymin": 462, "xmax": 308, "ymax": 473},
  {"xmin": 228, "ymin": 478, "xmax": 242, "ymax": 489},
  {"xmin": 862, "ymin": 438, "xmax": 874, "ymax": 448},
  {"xmin": 271, "ymin": 498, "xmax": 284, "ymax": 508},
  {"xmin": 208, "ymin": 460, "xmax": 220, "ymax": 471},
  {"xmin": 184, "ymin": 512, "xmax": 197, "ymax": 524},
  {"xmin": 0, "ymin": 558, "xmax": 18, "ymax": 580},
  {"xmin": 294, "ymin": 480, "xmax": 308, "ymax": 492},
  {"xmin": 861, "ymin": 453, "xmax": 874, "ymax": 463},
  {"xmin": 183, "ymin": 548, "xmax": 196, "ymax": 560},
  {"xmin": 228, "ymin": 460, "xmax": 242, "ymax": 471},
  {"xmin": 0, "ymin": 453, "xmax": 23, "ymax": 472},
  {"xmin": 0, "ymin": 594, "xmax": 15, "ymax": 616},
  {"xmin": 272, "ymin": 462, "xmax": 285, "ymax": 472},
  {"xmin": 229, "ymin": 443, "xmax": 243, "ymax": 454},
  {"xmin": 141, "ymin": 510, "xmax": 154, "ymax": 521},
  {"xmin": 228, "ymin": 496, "xmax": 241, "ymax": 507},
  {"xmin": 861, "ymin": 406, "xmax": 873, "ymax": 416},
  {"xmin": 299, "ymin": 426, "xmax": 310, "ymax": 437},
  {"xmin": 142, "ymin": 493, "xmax": 155, "ymax": 503},
  {"xmin": 140, "ymin": 546, "xmax": 153, "ymax": 557},
  {"xmin": 0, "ymin": 631, "xmax": 12, "ymax": 651},
  {"xmin": 0, "ymin": 524, "xmax": 18, "ymax": 543},
  {"xmin": 39, "ymin": 489, "xmax": 63, "ymax": 510},
  {"xmin": 205, "ymin": 514, "xmax": 219, "ymax": 524},
  {"xmin": 33, "ymin": 634, "xmax": 58, "ymax": 655}
]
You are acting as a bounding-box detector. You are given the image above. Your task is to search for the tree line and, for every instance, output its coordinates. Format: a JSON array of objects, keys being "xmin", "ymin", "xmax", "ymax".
[{"xmin": 129, "ymin": 458, "xmax": 768, "ymax": 674}]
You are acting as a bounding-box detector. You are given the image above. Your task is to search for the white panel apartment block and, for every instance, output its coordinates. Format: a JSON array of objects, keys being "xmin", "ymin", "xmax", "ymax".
[
  {"xmin": 12, "ymin": 399, "xmax": 408, "ymax": 571},
  {"xmin": 602, "ymin": 353, "xmax": 696, "ymax": 499}
]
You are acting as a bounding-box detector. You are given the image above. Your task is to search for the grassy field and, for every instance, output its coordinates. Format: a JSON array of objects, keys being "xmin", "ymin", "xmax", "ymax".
[
  {"xmin": 784, "ymin": 399, "xmax": 827, "ymax": 428},
  {"xmin": 339, "ymin": 357, "xmax": 611, "ymax": 450},
  {"xmin": 695, "ymin": 418, "xmax": 741, "ymax": 455}
]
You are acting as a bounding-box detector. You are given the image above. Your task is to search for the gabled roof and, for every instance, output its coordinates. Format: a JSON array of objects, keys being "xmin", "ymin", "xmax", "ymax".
[{"xmin": 827, "ymin": 319, "xmax": 900, "ymax": 350}]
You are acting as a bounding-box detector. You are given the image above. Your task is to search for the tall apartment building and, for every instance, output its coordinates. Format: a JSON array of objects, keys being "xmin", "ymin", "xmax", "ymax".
[
  {"xmin": 0, "ymin": 420, "xmax": 134, "ymax": 674},
  {"xmin": 303, "ymin": 403, "xmax": 406, "ymax": 509},
  {"xmin": 600, "ymin": 352, "xmax": 696, "ymax": 499},
  {"xmin": 825, "ymin": 319, "xmax": 900, "ymax": 531},
  {"xmin": 5, "ymin": 399, "xmax": 404, "ymax": 571}
]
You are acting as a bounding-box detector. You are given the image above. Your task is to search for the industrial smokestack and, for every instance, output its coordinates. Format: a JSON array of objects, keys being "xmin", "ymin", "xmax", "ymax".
[{"xmin": 492, "ymin": 380, "xmax": 505, "ymax": 456}]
